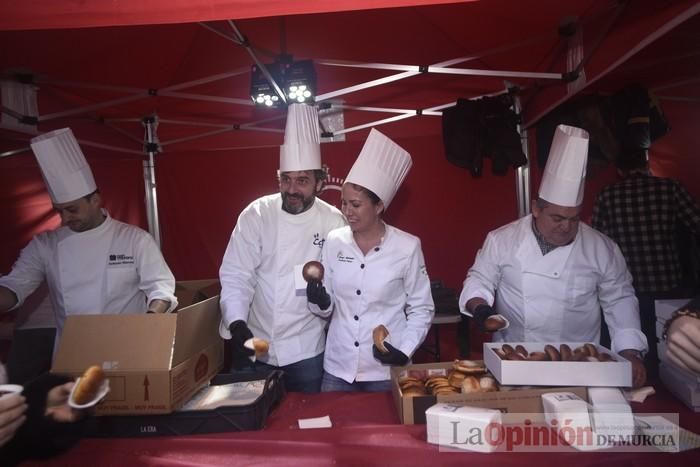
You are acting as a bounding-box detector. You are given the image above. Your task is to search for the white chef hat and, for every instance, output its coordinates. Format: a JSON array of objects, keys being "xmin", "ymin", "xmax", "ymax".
[
  {"xmin": 30, "ymin": 128, "xmax": 97, "ymax": 204},
  {"xmin": 345, "ymin": 128, "xmax": 412, "ymax": 208},
  {"xmin": 279, "ymin": 103, "xmax": 321, "ymax": 172},
  {"xmin": 538, "ymin": 124, "xmax": 589, "ymax": 207}
]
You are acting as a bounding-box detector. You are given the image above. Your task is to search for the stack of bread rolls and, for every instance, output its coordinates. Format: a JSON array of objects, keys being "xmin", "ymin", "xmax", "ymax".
[
  {"xmin": 397, "ymin": 360, "xmax": 499, "ymax": 397},
  {"xmin": 494, "ymin": 343, "xmax": 617, "ymax": 362}
]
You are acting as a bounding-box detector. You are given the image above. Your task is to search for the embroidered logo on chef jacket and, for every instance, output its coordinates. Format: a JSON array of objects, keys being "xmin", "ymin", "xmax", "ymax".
[
  {"xmin": 312, "ymin": 232, "xmax": 325, "ymax": 248},
  {"xmin": 337, "ymin": 252, "xmax": 355, "ymax": 263},
  {"xmin": 108, "ymin": 254, "xmax": 135, "ymax": 266}
]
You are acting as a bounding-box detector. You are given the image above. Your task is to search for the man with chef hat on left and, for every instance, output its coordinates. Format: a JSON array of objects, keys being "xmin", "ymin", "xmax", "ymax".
[
  {"xmin": 460, "ymin": 124, "xmax": 648, "ymax": 388},
  {"xmin": 0, "ymin": 128, "xmax": 178, "ymax": 364}
]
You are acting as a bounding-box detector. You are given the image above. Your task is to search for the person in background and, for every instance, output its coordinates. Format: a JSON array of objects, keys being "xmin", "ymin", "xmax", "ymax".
[
  {"xmin": 218, "ymin": 103, "xmax": 346, "ymax": 392},
  {"xmin": 592, "ymin": 147, "xmax": 700, "ymax": 377},
  {"xmin": 460, "ymin": 124, "xmax": 648, "ymax": 388},
  {"xmin": 307, "ymin": 128, "xmax": 434, "ymax": 392},
  {"xmin": 0, "ymin": 128, "xmax": 177, "ymax": 365},
  {"xmin": 0, "ymin": 362, "xmax": 84, "ymax": 466},
  {"xmin": 663, "ymin": 295, "xmax": 700, "ymax": 375}
]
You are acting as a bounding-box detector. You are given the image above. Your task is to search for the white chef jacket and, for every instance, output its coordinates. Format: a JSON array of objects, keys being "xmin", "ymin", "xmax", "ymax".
[
  {"xmin": 459, "ymin": 215, "xmax": 648, "ymax": 354},
  {"xmin": 0, "ymin": 212, "xmax": 177, "ymax": 350},
  {"xmin": 310, "ymin": 224, "xmax": 434, "ymax": 383},
  {"xmin": 218, "ymin": 194, "xmax": 346, "ymax": 367}
]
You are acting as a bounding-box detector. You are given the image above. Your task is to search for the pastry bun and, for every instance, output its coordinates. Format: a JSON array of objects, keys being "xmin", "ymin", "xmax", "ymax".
[
  {"xmin": 373, "ymin": 325, "xmax": 390, "ymax": 353},
  {"xmin": 484, "ymin": 315, "xmax": 506, "ymax": 331},
  {"xmin": 73, "ymin": 365, "xmax": 105, "ymax": 405},
  {"xmin": 302, "ymin": 261, "xmax": 324, "ymax": 282}
]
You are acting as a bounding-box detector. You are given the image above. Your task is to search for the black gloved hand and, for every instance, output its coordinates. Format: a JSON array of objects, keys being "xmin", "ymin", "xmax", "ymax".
[
  {"xmin": 229, "ymin": 320, "xmax": 254, "ymax": 370},
  {"xmin": 306, "ymin": 280, "xmax": 331, "ymax": 310},
  {"xmin": 472, "ymin": 304, "xmax": 497, "ymax": 332},
  {"xmin": 372, "ymin": 342, "xmax": 409, "ymax": 366}
]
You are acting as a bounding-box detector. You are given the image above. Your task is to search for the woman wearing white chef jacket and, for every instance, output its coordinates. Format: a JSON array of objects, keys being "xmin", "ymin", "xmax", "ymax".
[
  {"xmin": 0, "ymin": 128, "xmax": 177, "ymax": 359},
  {"xmin": 307, "ymin": 129, "xmax": 435, "ymax": 391}
]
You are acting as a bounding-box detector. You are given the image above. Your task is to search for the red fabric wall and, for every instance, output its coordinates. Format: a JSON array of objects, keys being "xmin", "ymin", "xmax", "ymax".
[{"xmin": 156, "ymin": 119, "xmax": 517, "ymax": 290}]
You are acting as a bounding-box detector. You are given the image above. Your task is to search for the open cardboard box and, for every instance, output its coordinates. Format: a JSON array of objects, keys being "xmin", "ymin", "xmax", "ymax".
[
  {"xmin": 174, "ymin": 279, "xmax": 221, "ymax": 310},
  {"xmin": 484, "ymin": 342, "xmax": 632, "ymax": 387},
  {"xmin": 391, "ymin": 361, "xmax": 587, "ymax": 425},
  {"xmin": 51, "ymin": 295, "xmax": 224, "ymax": 416}
]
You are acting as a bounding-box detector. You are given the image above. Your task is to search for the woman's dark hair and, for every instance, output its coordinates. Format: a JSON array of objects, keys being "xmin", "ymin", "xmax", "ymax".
[{"xmin": 348, "ymin": 183, "xmax": 381, "ymax": 205}]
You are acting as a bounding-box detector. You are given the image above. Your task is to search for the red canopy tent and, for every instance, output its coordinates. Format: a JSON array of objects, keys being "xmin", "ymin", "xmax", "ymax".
[{"xmin": 1, "ymin": 1, "xmax": 699, "ymax": 333}]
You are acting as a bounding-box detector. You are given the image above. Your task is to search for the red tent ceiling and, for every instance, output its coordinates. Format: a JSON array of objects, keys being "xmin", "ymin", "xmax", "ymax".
[{"xmin": 1, "ymin": 0, "xmax": 699, "ymax": 157}]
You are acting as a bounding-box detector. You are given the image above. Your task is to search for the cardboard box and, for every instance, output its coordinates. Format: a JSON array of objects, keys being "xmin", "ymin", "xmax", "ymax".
[
  {"xmin": 174, "ymin": 279, "xmax": 220, "ymax": 310},
  {"xmin": 484, "ymin": 342, "xmax": 632, "ymax": 387},
  {"xmin": 391, "ymin": 362, "xmax": 587, "ymax": 424},
  {"xmin": 659, "ymin": 363, "xmax": 700, "ymax": 412},
  {"xmin": 52, "ymin": 296, "xmax": 224, "ymax": 416}
]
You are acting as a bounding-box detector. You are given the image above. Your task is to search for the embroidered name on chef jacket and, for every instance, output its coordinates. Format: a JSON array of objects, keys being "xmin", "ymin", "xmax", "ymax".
[
  {"xmin": 337, "ymin": 252, "xmax": 355, "ymax": 263},
  {"xmin": 108, "ymin": 254, "xmax": 135, "ymax": 266}
]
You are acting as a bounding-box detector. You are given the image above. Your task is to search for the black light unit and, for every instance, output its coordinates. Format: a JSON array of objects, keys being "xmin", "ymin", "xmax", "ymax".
[
  {"xmin": 250, "ymin": 59, "xmax": 317, "ymax": 108},
  {"xmin": 285, "ymin": 59, "xmax": 316, "ymax": 104}
]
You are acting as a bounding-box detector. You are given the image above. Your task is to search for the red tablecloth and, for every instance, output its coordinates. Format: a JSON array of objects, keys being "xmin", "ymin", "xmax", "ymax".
[{"xmin": 22, "ymin": 384, "xmax": 700, "ymax": 466}]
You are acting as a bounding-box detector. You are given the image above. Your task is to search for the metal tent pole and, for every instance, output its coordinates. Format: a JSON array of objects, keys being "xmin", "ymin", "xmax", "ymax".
[
  {"xmin": 510, "ymin": 86, "xmax": 531, "ymax": 218},
  {"xmin": 142, "ymin": 116, "xmax": 162, "ymax": 248}
]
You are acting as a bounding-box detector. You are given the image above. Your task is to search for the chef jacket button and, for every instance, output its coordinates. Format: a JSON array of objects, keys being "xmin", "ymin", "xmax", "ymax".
[
  {"xmin": 354, "ymin": 341, "xmax": 359, "ymax": 347},
  {"xmin": 553, "ymin": 272, "xmax": 559, "ymax": 276},
  {"xmin": 360, "ymin": 263, "xmax": 365, "ymax": 269},
  {"xmin": 374, "ymin": 247, "xmax": 380, "ymax": 252},
  {"xmin": 354, "ymin": 315, "xmax": 359, "ymax": 321},
  {"xmin": 356, "ymin": 290, "xmax": 361, "ymax": 295}
]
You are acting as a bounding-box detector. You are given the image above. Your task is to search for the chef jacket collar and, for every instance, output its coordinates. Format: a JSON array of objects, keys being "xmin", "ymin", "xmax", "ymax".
[{"xmin": 531, "ymin": 218, "xmax": 566, "ymax": 256}]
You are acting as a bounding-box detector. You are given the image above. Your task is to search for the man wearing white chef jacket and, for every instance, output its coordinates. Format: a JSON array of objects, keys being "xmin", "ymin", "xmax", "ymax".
[
  {"xmin": 218, "ymin": 103, "xmax": 345, "ymax": 392},
  {"xmin": 459, "ymin": 124, "xmax": 648, "ymax": 388},
  {"xmin": 0, "ymin": 128, "xmax": 177, "ymax": 362},
  {"xmin": 306, "ymin": 128, "xmax": 435, "ymax": 391}
]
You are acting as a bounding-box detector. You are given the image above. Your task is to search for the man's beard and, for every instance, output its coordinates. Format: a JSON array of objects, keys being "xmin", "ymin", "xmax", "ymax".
[{"xmin": 281, "ymin": 192, "xmax": 315, "ymax": 214}]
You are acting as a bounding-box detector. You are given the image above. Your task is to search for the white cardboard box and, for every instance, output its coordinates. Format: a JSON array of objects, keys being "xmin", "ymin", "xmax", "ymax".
[
  {"xmin": 484, "ymin": 342, "xmax": 632, "ymax": 387},
  {"xmin": 659, "ymin": 363, "xmax": 700, "ymax": 412}
]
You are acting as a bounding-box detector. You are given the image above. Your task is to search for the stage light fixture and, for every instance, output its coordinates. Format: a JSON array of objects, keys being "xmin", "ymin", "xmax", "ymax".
[
  {"xmin": 250, "ymin": 59, "xmax": 316, "ymax": 108},
  {"xmin": 285, "ymin": 60, "xmax": 316, "ymax": 104}
]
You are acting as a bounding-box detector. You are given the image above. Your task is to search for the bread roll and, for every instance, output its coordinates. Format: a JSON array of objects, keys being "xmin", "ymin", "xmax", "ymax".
[
  {"xmin": 302, "ymin": 261, "xmax": 324, "ymax": 282},
  {"xmin": 373, "ymin": 325, "xmax": 390, "ymax": 353},
  {"xmin": 461, "ymin": 376, "xmax": 481, "ymax": 393},
  {"xmin": 515, "ymin": 345, "xmax": 529, "ymax": 358},
  {"xmin": 559, "ymin": 344, "xmax": 573, "ymax": 361},
  {"xmin": 253, "ymin": 338, "xmax": 269, "ymax": 355},
  {"xmin": 73, "ymin": 365, "xmax": 105, "ymax": 405},
  {"xmin": 527, "ymin": 351, "xmax": 549, "ymax": 361},
  {"xmin": 452, "ymin": 360, "xmax": 486, "ymax": 374},
  {"xmin": 584, "ymin": 343, "xmax": 599, "ymax": 358},
  {"xmin": 484, "ymin": 315, "xmax": 506, "ymax": 331},
  {"xmin": 544, "ymin": 344, "xmax": 561, "ymax": 361},
  {"xmin": 479, "ymin": 376, "xmax": 498, "ymax": 392}
]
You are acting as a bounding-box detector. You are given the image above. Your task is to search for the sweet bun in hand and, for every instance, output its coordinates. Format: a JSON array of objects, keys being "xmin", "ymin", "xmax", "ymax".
[
  {"xmin": 373, "ymin": 325, "xmax": 390, "ymax": 353},
  {"xmin": 245, "ymin": 337, "xmax": 270, "ymax": 356},
  {"xmin": 302, "ymin": 261, "xmax": 324, "ymax": 282},
  {"xmin": 73, "ymin": 365, "xmax": 105, "ymax": 405}
]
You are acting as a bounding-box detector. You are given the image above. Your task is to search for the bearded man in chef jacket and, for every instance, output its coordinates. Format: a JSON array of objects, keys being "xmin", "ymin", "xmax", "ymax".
[
  {"xmin": 459, "ymin": 124, "xmax": 648, "ymax": 388},
  {"xmin": 0, "ymin": 128, "xmax": 178, "ymax": 365},
  {"xmin": 218, "ymin": 103, "xmax": 346, "ymax": 393}
]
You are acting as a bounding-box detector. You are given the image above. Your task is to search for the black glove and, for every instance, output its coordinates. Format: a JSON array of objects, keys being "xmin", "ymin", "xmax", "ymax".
[
  {"xmin": 372, "ymin": 342, "xmax": 409, "ymax": 366},
  {"xmin": 472, "ymin": 304, "xmax": 497, "ymax": 332},
  {"xmin": 229, "ymin": 320, "xmax": 254, "ymax": 370},
  {"xmin": 306, "ymin": 280, "xmax": 331, "ymax": 310}
]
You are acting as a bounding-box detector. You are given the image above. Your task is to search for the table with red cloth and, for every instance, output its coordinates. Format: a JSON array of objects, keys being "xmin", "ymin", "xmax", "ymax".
[{"xmin": 23, "ymin": 382, "xmax": 700, "ymax": 466}]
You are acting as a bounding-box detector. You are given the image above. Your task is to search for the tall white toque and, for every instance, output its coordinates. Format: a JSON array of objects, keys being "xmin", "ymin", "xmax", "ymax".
[
  {"xmin": 30, "ymin": 128, "xmax": 97, "ymax": 204},
  {"xmin": 345, "ymin": 128, "xmax": 412, "ymax": 209},
  {"xmin": 538, "ymin": 124, "xmax": 589, "ymax": 207},
  {"xmin": 279, "ymin": 103, "xmax": 321, "ymax": 172}
]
